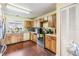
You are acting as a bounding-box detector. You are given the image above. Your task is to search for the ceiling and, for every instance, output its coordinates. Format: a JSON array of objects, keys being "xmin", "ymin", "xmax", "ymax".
[{"xmin": 5, "ymin": 3, "xmax": 56, "ymax": 19}]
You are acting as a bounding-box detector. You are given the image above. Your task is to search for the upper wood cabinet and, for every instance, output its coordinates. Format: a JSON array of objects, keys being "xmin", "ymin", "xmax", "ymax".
[
  {"xmin": 52, "ymin": 14, "xmax": 56, "ymax": 28},
  {"xmin": 24, "ymin": 21, "xmax": 34, "ymax": 29},
  {"xmin": 34, "ymin": 20, "xmax": 37, "ymax": 27},
  {"xmin": 39, "ymin": 18, "xmax": 44, "ymax": 22},
  {"xmin": 44, "ymin": 16, "xmax": 48, "ymax": 21},
  {"xmin": 36, "ymin": 20, "xmax": 40, "ymax": 27},
  {"xmin": 48, "ymin": 14, "xmax": 56, "ymax": 28},
  {"xmin": 33, "ymin": 19, "xmax": 41, "ymax": 27}
]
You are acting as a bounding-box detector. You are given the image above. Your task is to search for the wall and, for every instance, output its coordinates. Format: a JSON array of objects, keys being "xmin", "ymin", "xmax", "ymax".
[
  {"xmin": 35, "ymin": 11, "xmax": 56, "ymax": 20},
  {"xmin": 56, "ymin": 3, "xmax": 73, "ymax": 56}
]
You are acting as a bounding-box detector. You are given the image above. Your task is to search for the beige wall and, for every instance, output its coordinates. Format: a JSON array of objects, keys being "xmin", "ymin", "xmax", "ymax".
[
  {"xmin": 56, "ymin": 3, "xmax": 73, "ymax": 56},
  {"xmin": 35, "ymin": 11, "xmax": 56, "ymax": 20}
]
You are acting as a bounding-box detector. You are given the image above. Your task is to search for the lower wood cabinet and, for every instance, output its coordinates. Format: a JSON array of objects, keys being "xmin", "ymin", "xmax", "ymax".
[
  {"xmin": 31, "ymin": 32, "xmax": 37, "ymax": 43},
  {"xmin": 50, "ymin": 38, "xmax": 56, "ymax": 53},
  {"xmin": 45, "ymin": 35, "xmax": 56, "ymax": 53},
  {"xmin": 45, "ymin": 35, "xmax": 50, "ymax": 50},
  {"xmin": 4, "ymin": 33, "xmax": 23, "ymax": 45}
]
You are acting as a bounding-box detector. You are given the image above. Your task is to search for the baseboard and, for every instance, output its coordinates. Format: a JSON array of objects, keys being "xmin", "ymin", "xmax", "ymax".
[{"xmin": 44, "ymin": 47, "xmax": 56, "ymax": 54}]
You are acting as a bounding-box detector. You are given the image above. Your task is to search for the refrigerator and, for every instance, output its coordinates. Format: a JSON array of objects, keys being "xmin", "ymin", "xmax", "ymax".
[{"xmin": 0, "ymin": 17, "xmax": 5, "ymax": 39}]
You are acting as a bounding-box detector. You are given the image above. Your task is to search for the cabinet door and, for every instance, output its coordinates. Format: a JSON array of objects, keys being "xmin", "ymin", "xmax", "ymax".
[
  {"xmin": 24, "ymin": 21, "xmax": 31, "ymax": 28},
  {"xmin": 31, "ymin": 33, "xmax": 33, "ymax": 41},
  {"xmin": 52, "ymin": 14, "xmax": 56, "ymax": 28},
  {"xmin": 45, "ymin": 35, "xmax": 50, "ymax": 49},
  {"xmin": 50, "ymin": 37, "xmax": 56, "ymax": 53},
  {"xmin": 33, "ymin": 34, "xmax": 37, "ymax": 43},
  {"xmin": 37, "ymin": 20, "xmax": 40, "ymax": 27},
  {"xmin": 31, "ymin": 33, "xmax": 37, "ymax": 43},
  {"xmin": 31, "ymin": 21, "xmax": 34, "ymax": 27},
  {"xmin": 34, "ymin": 20, "xmax": 37, "ymax": 27},
  {"xmin": 48, "ymin": 15, "xmax": 53, "ymax": 28},
  {"xmin": 5, "ymin": 34, "xmax": 11, "ymax": 44}
]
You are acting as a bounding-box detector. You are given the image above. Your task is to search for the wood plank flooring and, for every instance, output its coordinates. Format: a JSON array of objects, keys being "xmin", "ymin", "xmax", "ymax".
[{"xmin": 3, "ymin": 41, "xmax": 55, "ymax": 56}]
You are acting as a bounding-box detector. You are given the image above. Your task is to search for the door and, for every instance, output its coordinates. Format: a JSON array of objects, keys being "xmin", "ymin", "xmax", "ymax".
[{"xmin": 60, "ymin": 4, "xmax": 77, "ymax": 55}]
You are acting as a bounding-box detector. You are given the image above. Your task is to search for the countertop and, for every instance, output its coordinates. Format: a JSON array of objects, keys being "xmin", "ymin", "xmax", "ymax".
[
  {"xmin": 45, "ymin": 34, "xmax": 56, "ymax": 37},
  {"xmin": 30, "ymin": 31, "xmax": 37, "ymax": 35},
  {"xmin": 6, "ymin": 32, "xmax": 24, "ymax": 35},
  {"xmin": 30, "ymin": 31, "xmax": 56, "ymax": 37}
]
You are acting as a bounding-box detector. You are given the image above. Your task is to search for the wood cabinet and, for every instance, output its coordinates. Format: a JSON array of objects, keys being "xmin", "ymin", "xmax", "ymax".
[
  {"xmin": 45, "ymin": 35, "xmax": 50, "ymax": 50},
  {"xmin": 24, "ymin": 21, "xmax": 34, "ymax": 29},
  {"xmin": 40, "ymin": 18, "xmax": 44, "ymax": 22},
  {"xmin": 50, "ymin": 37, "xmax": 56, "ymax": 53},
  {"xmin": 36, "ymin": 20, "xmax": 40, "ymax": 27},
  {"xmin": 44, "ymin": 16, "xmax": 48, "ymax": 21},
  {"xmin": 33, "ymin": 34, "xmax": 37, "ymax": 43},
  {"xmin": 34, "ymin": 20, "xmax": 37, "ymax": 27},
  {"xmin": 45, "ymin": 35, "xmax": 56, "ymax": 53},
  {"xmin": 5, "ymin": 34, "xmax": 12, "ymax": 44},
  {"xmin": 5, "ymin": 33, "xmax": 23, "ymax": 45},
  {"xmin": 48, "ymin": 14, "xmax": 56, "ymax": 28},
  {"xmin": 52, "ymin": 14, "xmax": 56, "ymax": 28},
  {"xmin": 31, "ymin": 33, "xmax": 37, "ymax": 43}
]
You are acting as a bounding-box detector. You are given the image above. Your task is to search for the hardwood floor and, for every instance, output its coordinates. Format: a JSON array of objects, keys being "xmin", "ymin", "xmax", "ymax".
[{"xmin": 3, "ymin": 41, "xmax": 55, "ymax": 56}]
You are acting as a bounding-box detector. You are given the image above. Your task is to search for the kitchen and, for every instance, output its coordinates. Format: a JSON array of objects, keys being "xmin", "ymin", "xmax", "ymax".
[
  {"xmin": 1, "ymin": 3, "xmax": 79, "ymax": 56},
  {"xmin": 24, "ymin": 11, "xmax": 56, "ymax": 52},
  {"xmin": 0, "ymin": 3, "xmax": 56, "ymax": 56}
]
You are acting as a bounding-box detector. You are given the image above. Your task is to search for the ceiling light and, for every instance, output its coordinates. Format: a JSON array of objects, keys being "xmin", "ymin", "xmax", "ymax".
[
  {"xmin": 7, "ymin": 4, "xmax": 31, "ymax": 14},
  {"xmin": 8, "ymin": 3, "xmax": 32, "ymax": 12}
]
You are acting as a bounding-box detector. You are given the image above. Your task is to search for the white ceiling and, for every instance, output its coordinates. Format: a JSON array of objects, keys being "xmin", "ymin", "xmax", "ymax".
[{"xmin": 5, "ymin": 3, "xmax": 56, "ymax": 19}]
